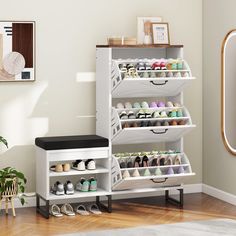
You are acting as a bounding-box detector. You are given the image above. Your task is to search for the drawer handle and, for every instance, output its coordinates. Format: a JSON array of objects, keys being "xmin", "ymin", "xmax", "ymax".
[
  {"xmin": 150, "ymin": 129, "xmax": 168, "ymax": 134},
  {"xmin": 150, "ymin": 80, "xmax": 168, "ymax": 86},
  {"xmin": 151, "ymin": 178, "xmax": 168, "ymax": 183}
]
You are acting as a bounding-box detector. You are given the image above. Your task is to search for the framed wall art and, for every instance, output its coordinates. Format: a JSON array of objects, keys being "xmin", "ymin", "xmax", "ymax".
[
  {"xmin": 151, "ymin": 22, "xmax": 170, "ymax": 45},
  {"xmin": 0, "ymin": 21, "xmax": 35, "ymax": 82},
  {"xmin": 137, "ymin": 17, "xmax": 162, "ymax": 44}
]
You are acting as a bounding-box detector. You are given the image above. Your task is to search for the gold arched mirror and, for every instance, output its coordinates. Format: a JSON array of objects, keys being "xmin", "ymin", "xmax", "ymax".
[{"xmin": 222, "ymin": 30, "xmax": 236, "ymax": 155}]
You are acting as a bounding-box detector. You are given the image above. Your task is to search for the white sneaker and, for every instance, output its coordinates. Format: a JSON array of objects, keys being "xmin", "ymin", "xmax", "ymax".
[
  {"xmin": 72, "ymin": 160, "xmax": 85, "ymax": 171},
  {"xmin": 85, "ymin": 159, "xmax": 96, "ymax": 170}
]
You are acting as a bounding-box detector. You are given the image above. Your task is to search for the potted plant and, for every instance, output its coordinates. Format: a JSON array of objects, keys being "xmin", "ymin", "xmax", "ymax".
[{"xmin": 0, "ymin": 137, "xmax": 27, "ymax": 210}]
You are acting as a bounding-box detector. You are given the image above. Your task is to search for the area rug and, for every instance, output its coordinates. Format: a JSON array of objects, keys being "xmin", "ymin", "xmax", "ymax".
[{"xmin": 61, "ymin": 219, "xmax": 236, "ymax": 236}]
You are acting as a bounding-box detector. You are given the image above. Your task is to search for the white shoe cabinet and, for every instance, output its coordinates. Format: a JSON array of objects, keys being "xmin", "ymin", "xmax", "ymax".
[
  {"xmin": 35, "ymin": 135, "xmax": 111, "ymax": 218},
  {"xmin": 96, "ymin": 44, "xmax": 196, "ymax": 207}
]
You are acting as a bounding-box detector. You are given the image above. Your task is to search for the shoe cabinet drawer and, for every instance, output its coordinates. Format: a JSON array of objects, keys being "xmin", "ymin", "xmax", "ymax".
[
  {"xmin": 47, "ymin": 147, "xmax": 109, "ymax": 162},
  {"xmin": 112, "ymin": 173, "xmax": 194, "ymax": 191}
]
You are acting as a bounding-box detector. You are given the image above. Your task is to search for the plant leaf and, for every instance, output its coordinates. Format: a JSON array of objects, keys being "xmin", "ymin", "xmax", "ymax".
[{"xmin": 0, "ymin": 136, "xmax": 8, "ymax": 148}]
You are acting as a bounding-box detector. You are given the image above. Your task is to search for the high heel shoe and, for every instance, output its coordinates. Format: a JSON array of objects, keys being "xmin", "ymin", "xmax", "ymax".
[
  {"xmin": 142, "ymin": 155, "xmax": 149, "ymax": 167},
  {"xmin": 134, "ymin": 156, "xmax": 141, "ymax": 167}
]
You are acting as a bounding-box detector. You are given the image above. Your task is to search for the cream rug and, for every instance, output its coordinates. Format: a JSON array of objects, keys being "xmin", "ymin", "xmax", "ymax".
[{"xmin": 61, "ymin": 219, "xmax": 236, "ymax": 236}]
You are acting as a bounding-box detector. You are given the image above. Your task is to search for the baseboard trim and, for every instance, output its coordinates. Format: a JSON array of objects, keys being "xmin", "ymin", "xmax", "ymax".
[
  {"xmin": 7, "ymin": 183, "xmax": 202, "ymax": 209},
  {"xmin": 202, "ymin": 184, "xmax": 236, "ymax": 206}
]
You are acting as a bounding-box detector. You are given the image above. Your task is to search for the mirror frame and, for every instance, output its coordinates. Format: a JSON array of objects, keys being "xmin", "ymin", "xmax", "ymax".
[{"xmin": 221, "ymin": 29, "xmax": 236, "ymax": 155}]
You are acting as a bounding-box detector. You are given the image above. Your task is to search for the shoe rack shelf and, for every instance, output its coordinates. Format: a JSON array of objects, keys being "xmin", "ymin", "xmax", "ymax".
[
  {"xmin": 111, "ymin": 107, "xmax": 195, "ymax": 145},
  {"xmin": 111, "ymin": 59, "xmax": 195, "ymax": 98},
  {"xmin": 96, "ymin": 45, "xmax": 196, "ymax": 204},
  {"xmin": 111, "ymin": 153, "xmax": 194, "ymax": 191}
]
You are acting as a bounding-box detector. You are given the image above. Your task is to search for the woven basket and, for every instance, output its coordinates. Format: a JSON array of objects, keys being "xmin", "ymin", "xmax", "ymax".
[{"xmin": 0, "ymin": 177, "xmax": 18, "ymax": 198}]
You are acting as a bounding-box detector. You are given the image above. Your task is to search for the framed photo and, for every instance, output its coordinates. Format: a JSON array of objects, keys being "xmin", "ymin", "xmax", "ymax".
[
  {"xmin": 0, "ymin": 21, "xmax": 35, "ymax": 82},
  {"xmin": 137, "ymin": 17, "xmax": 162, "ymax": 44},
  {"xmin": 151, "ymin": 23, "xmax": 170, "ymax": 45}
]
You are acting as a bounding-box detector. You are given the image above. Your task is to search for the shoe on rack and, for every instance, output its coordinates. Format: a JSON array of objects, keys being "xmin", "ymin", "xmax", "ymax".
[
  {"xmin": 154, "ymin": 167, "xmax": 162, "ymax": 176},
  {"xmin": 166, "ymin": 167, "xmax": 175, "ymax": 175},
  {"xmin": 170, "ymin": 120, "xmax": 178, "ymax": 126},
  {"xmin": 124, "ymin": 102, "xmax": 132, "ymax": 109},
  {"xmin": 122, "ymin": 122, "xmax": 130, "ymax": 129},
  {"xmin": 131, "ymin": 122, "xmax": 139, "ymax": 128},
  {"xmin": 162, "ymin": 121, "xmax": 169, "ymax": 126},
  {"xmin": 174, "ymin": 155, "xmax": 182, "ymax": 165},
  {"xmin": 61, "ymin": 203, "xmax": 75, "ymax": 216},
  {"xmin": 85, "ymin": 159, "xmax": 96, "ymax": 170},
  {"xmin": 152, "ymin": 111, "xmax": 161, "ymax": 118},
  {"xmin": 160, "ymin": 111, "xmax": 168, "ymax": 117},
  {"xmin": 76, "ymin": 178, "xmax": 89, "ymax": 192},
  {"xmin": 134, "ymin": 156, "xmax": 141, "ymax": 167},
  {"xmin": 151, "ymin": 157, "xmax": 158, "ymax": 166},
  {"xmin": 140, "ymin": 121, "xmax": 148, "ymax": 127},
  {"xmin": 89, "ymin": 177, "xmax": 97, "ymax": 191},
  {"xmin": 177, "ymin": 166, "xmax": 185, "ymax": 174},
  {"xmin": 137, "ymin": 62, "xmax": 145, "ymax": 71},
  {"xmin": 116, "ymin": 103, "xmax": 124, "ymax": 109},
  {"xmin": 149, "ymin": 102, "xmax": 157, "ymax": 108},
  {"xmin": 143, "ymin": 168, "xmax": 151, "ymax": 176},
  {"xmin": 51, "ymin": 181, "xmax": 64, "ymax": 195},
  {"xmin": 50, "ymin": 164, "xmax": 63, "ymax": 172},
  {"xmin": 132, "ymin": 169, "xmax": 140, "ymax": 177},
  {"xmin": 144, "ymin": 110, "xmax": 152, "ymax": 118},
  {"xmin": 145, "ymin": 62, "xmax": 152, "ymax": 70},
  {"xmin": 157, "ymin": 101, "xmax": 165, "ymax": 107},
  {"xmin": 142, "ymin": 155, "xmax": 149, "ymax": 167},
  {"xmin": 128, "ymin": 111, "xmax": 136, "ymax": 119},
  {"xmin": 151, "ymin": 61, "xmax": 161, "ymax": 70},
  {"xmin": 141, "ymin": 101, "xmax": 149, "ymax": 109},
  {"xmin": 63, "ymin": 163, "xmax": 71, "ymax": 172},
  {"xmin": 133, "ymin": 102, "xmax": 141, "ymax": 109},
  {"xmin": 136, "ymin": 110, "xmax": 145, "ymax": 119},
  {"xmin": 154, "ymin": 121, "xmax": 162, "ymax": 126},
  {"xmin": 122, "ymin": 170, "xmax": 130, "ymax": 179},
  {"xmin": 64, "ymin": 181, "xmax": 74, "ymax": 195},
  {"xmin": 160, "ymin": 61, "xmax": 167, "ymax": 70},
  {"xmin": 50, "ymin": 204, "xmax": 63, "ymax": 217},
  {"xmin": 127, "ymin": 158, "xmax": 133, "ymax": 168},
  {"xmin": 169, "ymin": 110, "xmax": 177, "ymax": 117},
  {"xmin": 72, "ymin": 160, "xmax": 85, "ymax": 171},
  {"xmin": 177, "ymin": 109, "xmax": 183, "ymax": 117},
  {"xmin": 120, "ymin": 111, "xmax": 128, "ymax": 120}
]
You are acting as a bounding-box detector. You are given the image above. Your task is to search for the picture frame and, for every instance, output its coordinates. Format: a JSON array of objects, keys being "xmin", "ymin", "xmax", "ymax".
[
  {"xmin": 151, "ymin": 22, "xmax": 170, "ymax": 45},
  {"xmin": 137, "ymin": 17, "xmax": 162, "ymax": 44},
  {"xmin": 0, "ymin": 21, "xmax": 35, "ymax": 82}
]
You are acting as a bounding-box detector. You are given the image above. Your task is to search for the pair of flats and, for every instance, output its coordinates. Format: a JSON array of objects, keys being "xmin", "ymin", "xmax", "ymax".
[
  {"xmin": 136, "ymin": 109, "xmax": 151, "ymax": 119},
  {"xmin": 50, "ymin": 163, "xmax": 70, "ymax": 172},
  {"xmin": 136, "ymin": 62, "xmax": 152, "ymax": 70}
]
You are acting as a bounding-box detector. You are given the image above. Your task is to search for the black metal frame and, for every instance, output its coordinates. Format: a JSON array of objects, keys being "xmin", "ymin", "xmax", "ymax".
[
  {"xmin": 36, "ymin": 194, "xmax": 112, "ymax": 219},
  {"xmin": 96, "ymin": 195, "xmax": 112, "ymax": 213},
  {"xmin": 165, "ymin": 188, "xmax": 184, "ymax": 208},
  {"xmin": 36, "ymin": 194, "xmax": 50, "ymax": 219}
]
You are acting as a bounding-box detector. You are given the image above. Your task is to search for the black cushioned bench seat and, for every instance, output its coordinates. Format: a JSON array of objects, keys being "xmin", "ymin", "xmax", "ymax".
[{"xmin": 35, "ymin": 135, "xmax": 108, "ymax": 150}]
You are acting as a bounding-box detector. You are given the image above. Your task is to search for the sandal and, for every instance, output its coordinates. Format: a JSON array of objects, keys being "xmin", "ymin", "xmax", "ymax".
[
  {"xmin": 50, "ymin": 204, "xmax": 63, "ymax": 217},
  {"xmin": 61, "ymin": 203, "xmax": 75, "ymax": 216},
  {"xmin": 174, "ymin": 155, "xmax": 182, "ymax": 165},
  {"xmin": 87, "ymin": 204, "xmax": 102, "ymax": 215},
  {"xmin": 75, "ymin": 205, "xmax": 90, "ymax": 216}
]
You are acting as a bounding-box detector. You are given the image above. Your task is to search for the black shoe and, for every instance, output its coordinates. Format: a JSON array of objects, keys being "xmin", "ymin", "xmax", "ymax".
[
  {"xmin": 142, "ymin": 155, "xmax": 149, "ymax": 167},
  {"xmin": 134, "ymin": 156, "xmax": 141, "ymax": 167}
]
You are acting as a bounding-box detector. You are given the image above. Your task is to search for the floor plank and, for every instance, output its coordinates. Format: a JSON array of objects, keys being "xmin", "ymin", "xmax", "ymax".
[{"xmin": 0, "ymin": 193, "xmax": 236, "ymax": 236}]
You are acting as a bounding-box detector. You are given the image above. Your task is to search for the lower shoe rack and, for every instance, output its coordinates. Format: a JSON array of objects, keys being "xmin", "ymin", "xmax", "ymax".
[{"xmin": 111, "ymin": 152, "xmax": 195, "ymax": 207}]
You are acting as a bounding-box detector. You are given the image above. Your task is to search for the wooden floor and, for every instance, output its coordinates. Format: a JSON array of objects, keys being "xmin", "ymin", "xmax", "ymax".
[{"xmin": 1, "ymin": 193, "xmax": 236, "ymax": 236}]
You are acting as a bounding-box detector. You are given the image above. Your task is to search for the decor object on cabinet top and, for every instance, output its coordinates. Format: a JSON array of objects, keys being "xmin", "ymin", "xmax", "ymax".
[
  {"xmin": 107, "ymin": 36, "xmax": 136, "ymax": 46},
  {"xmin": 137, "ymin": 17, "xmax": 162, "ymax": 44},
  {"xmin": 0, "ymin": 21, "xmax": 35, "ymax": 82},
  {"xmin": 151, "ymin": 22, "xmax": 170, "ymax": 45}
]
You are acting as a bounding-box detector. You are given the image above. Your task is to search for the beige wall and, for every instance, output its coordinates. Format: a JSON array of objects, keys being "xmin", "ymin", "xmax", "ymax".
[
  {"xmin": 203, "ymin": 0, "xmax": 236, "ymax": 194},
  {"xmin": 0, "ymin": 0, "xmax": 202, "ymax": 192}
]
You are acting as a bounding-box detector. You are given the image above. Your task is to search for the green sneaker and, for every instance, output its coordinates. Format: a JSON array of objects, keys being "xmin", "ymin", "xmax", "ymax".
[{"xmin": 89, "ymin": 178, "xmax": 97, "ymax": 192}]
